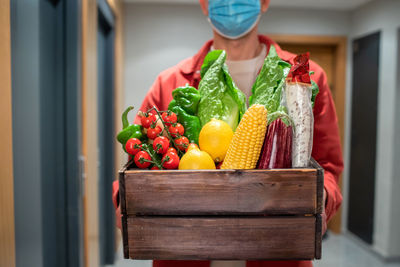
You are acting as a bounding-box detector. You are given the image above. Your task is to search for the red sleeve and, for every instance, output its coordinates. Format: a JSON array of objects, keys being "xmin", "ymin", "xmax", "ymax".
[
  {"xmin": 112, "ymin": 180, "xmax": 122, "ymax": 229},
  {"xmin": 311, "ymin": 69, "xmax": 343, "ymax": 222}
]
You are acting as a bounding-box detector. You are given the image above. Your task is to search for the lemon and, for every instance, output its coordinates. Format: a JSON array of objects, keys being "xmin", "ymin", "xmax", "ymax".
[
  {"xmin": 199, "ymin": 118, "xmax": 233, "ymax": 163},
  {"xmin": 179, "ymin": 147, "xmax": 216, "ymax": 170}
]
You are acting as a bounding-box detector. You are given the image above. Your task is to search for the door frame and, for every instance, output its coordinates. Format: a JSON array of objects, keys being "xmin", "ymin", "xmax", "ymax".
[
  {"xmin": 64, "ymin": 0, "xmax": 84, "ymax": 265},
  {"xmin": 0, "ymin": 1, "xmax": 16, "ymax": 267},
  {"xmin": 97, "ymin": 0, "xmax": 116, "ymax": 263},
  {"xmin": 81, "ymin": 0, "xmax": 124, "ymax": 266},
  {"xmin": 10, "ymin": 0, "xmax": 83, "ymax": 266},
  {"xmin": 39, "ymin": 1, "xmax": 83, "ymax": 266},
  {"xmin": 268, "ymin": 34, "xmax": 347, "ymax": 233}
]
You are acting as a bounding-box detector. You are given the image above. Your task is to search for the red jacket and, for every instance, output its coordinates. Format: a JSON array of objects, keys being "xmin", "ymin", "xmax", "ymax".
[{"xmin": 112, "ymin": 35, "xmax": 343, "ymax": 267}]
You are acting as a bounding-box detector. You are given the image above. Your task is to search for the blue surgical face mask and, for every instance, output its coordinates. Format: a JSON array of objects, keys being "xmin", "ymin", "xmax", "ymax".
[{"xmin": 208, "ymin": 0, "xmax": 261, "ymax": 40}]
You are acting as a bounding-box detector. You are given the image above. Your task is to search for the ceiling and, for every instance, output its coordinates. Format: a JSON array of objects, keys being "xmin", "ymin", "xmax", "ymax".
[{"xmin": 123, "ymin": 0, "xmax": 374, "ymax": 10}]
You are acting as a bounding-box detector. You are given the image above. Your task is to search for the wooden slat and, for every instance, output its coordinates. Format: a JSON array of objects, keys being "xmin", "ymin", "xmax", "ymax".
[
  {"xmin": 119, "ymin": 164, "xmax": 129, "ymax": 258},
  {"xmin": 119, "ymin": 164, "xmax": 128, "ymax": 215},
  {"xmin": 121, "ymin": 215, "xmax": 129, "ymax": 259},
  {"xmin": 128, "ymin": 216, "xmax": 316, "ymax": 260},
  {"xmin": 311, "ymin": 159, "xmax": 325, "ymax": 214},
  {"xmin": 124, "ymin": 169, "xmax": 318, "ymax": 215},
  {"xmin": 315, "ymin": 214, "xmax": 322, "ymax": 259},
  {"xmin": 0, "ymin": 1, "xmax": 16, "ymax": 267}
]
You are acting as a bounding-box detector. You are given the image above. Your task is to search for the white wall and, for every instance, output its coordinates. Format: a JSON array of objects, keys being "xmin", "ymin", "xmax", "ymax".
[
  {"xmin": 394, "ymin": 27, "xmax": 400, "ymax": 258},
  {"xmin": 347, "ymin": 0, "xmax": 400, "ymax": 258},
  {"xmin": 259, "ymin": 7, "xmax": 351, "ymax": 36},
  {"xmin": 123, "ymin": 3, "xmax": 351, "ymax": 121},
  {"xmin": 123, "ymin": 3, "xmax": 211, "ymax": 119}
]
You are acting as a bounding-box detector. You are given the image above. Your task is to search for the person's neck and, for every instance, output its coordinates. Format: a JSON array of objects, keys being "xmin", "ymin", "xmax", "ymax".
[{"xmin": 212, "ymin": 27, "xmax": 262, "ymax": 61}]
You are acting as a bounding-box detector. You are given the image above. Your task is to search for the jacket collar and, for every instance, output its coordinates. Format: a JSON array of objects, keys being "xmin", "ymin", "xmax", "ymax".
[{"xmin": 179, "ymin": 35, "xmax": 286, "ymax": 76}]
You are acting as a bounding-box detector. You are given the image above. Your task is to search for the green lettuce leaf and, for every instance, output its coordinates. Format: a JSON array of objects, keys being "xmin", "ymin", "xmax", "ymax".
[
  {"xmin": 197, "ymin": 50, "xmax": 247, "ymax": 130},
  {"xmin": 310, "ymin": 72, "xmax": 319, "ymax": 108},
  {"xmin": 200, "ymin": 50, "xmax": 221, "ymax": 79},
  {"xmin": 249, "ymin": 46, "xmax": 291, "ymax": 114}
]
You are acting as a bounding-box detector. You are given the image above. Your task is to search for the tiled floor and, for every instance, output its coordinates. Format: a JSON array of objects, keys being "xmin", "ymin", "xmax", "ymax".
[
  {"xmin": 314, "ymin": 233, "xmax": 400, "ymax": 267},
  {"xmin": 108, "ymin": 233, "xmax": 400, "ymax": 267}
]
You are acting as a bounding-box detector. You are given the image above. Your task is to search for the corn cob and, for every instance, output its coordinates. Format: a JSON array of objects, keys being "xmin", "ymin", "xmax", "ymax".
[{"xmin": 221, "ymin": 104, "xmax": 268, "ymax": 169}]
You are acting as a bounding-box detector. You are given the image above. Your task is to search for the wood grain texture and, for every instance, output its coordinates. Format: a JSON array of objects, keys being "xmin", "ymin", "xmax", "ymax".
[
  {"xmin": 81, "ymin": 0, "xmax": 100, "ymax": 266},
  {"xmin": 127, "ymin": 216, "xmax": 316, "ymax": 260},
  {"xmin": 124, "ymin": 168, "xmax": 318, "ymax": 215},
  {"xmin": 0, "ymin": 1, "xmax": 16, "ymax": 267},
  {"xmin": 328, "ymin": 36, "xmax": 347, "ymax": 234},
  {"xmin": 268, "ymin": 34, "xmax": 347, "ymax": 46},
  {"xmin": 119, "ymin": 164, "xmax": 128, "ymax": 215},
  {"xmin": 122, "ymin": 215, "xmax": 129, "ymax": 259},
  {"xmin": 315, "ymin": 214, "xmax": 322, "ymax": 259},
  {"xmin": 119, "ymin": 164, "xmax": 129, "ymax": 258},
  {"xmin": 311, "ymin": 159, "xmax": 325, "ymax": 215}
]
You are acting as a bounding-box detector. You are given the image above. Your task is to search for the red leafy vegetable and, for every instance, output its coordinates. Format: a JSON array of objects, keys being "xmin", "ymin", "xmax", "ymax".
[
  {"xmin": 257, "ymin": 118, "xmax": 292, "ymax": 169},
  {"xmin": 286, "ymin": 52, "xmax": 311, "ymax": 84}
]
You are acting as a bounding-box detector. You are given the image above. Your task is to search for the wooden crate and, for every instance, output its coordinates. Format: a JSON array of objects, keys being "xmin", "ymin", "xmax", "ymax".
[{"xmin": 119, "ymin": 159, "xmax": 324, "ymax": 260}]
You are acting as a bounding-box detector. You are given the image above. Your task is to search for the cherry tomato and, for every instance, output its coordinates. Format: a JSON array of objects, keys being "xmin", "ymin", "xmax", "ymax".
[
  {"xmin": 161, "ymin": 112, "xmax": 177, "ymax": 126},
  {"xmin": 147, "ymin": 125, "xmax": 162, "ymax": 139},
  {"xmin": 149, "ymin": 109, "xmax": 157, "ymax": 116},
  {"xmin": 134, "ymin": 151, "xmax": 151, "ymax": 169},
  {"xmin": 168, "ymin": 123, "xmax": 184, "ymax": 138},
  {"xmin": 140, "ymin": 113, "xmax": 156, "ymax": 128},
  {"xmin": 153, "ymin": 136, "xmax": 170, "ymax": 154},
  {"xmin": 162, "ymin": 151, "xmax": 180, "ymax": 169},
  {"xmin": 150, "ymin": 165, "xmax": 160, "ymax": 170},
  {"xmin": 166, "ymin": 147, "xmax": 177, "ymax": 155},
  {"xmin": 125, "ymin": 138, "xmax": 142, "ymax": 155},
  {"xmin": 175, "ymin": 136, "xmax": 189, "ymax": 151}
]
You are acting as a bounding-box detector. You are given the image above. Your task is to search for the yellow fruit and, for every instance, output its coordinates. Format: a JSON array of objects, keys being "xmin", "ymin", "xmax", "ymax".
[
  {"xmin": 178, "ymin": 147, "xmax": 216, "ymax": 170},
  {"xmin": 186, "ymin": 143, "xmax": 199, "ymax": 152},
  {"xmin": 199, "ymin": 118, "xmax": 234, "ymax": 162}
]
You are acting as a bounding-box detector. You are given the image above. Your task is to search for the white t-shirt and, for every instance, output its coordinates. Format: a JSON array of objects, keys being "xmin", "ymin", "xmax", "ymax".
[
  {"xmin": 225, "ymin": 44, "xmax": 267, "ymax": 99},
  {"xmin": 211, "ymin": 44, "xmax": 267, "ymax": 101},
  {"xmin": 209, "ymin": 45, "xmax": 266, "ymax": 267}
]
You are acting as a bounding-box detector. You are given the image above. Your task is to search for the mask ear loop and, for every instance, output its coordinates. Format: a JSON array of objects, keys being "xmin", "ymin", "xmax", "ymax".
[{"xmin": 207, "ymin": 13, "xmax": 261, "ymax": 40}]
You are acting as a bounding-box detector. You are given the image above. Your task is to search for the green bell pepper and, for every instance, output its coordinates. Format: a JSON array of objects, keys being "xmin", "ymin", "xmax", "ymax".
[
  {"xmin": 169, "ymin": 104, "xmax": 201, "ymax": 145},
  {"xmin": 117, "ymin": 106, "xmax": 144, "ymax": 147},
  {"xmin": 170, "ymin": 85, "xmax": 201, "ymax": 115},
  {"xmin": 168, "ymin": 85, "xmax": 202, "ymax": 144}
]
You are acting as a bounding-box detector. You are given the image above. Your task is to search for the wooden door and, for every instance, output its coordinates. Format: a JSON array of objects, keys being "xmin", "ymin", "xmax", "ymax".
[
  {"xmin": 269, "ymin": 35, "xmax": 347, "ymax": 233},
  {"xmin": 279, "ymin": 44, "xmax": 336, "ymax": 100},
  {"xmin": 0, "ymin": 1, "xmax": 16, "ymax": 267}
]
